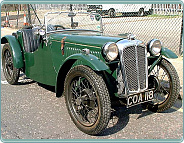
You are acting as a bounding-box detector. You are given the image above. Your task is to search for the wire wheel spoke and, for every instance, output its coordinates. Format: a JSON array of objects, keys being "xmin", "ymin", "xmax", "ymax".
[
  {"xmin": 4, "ymin": 50, "xmax": 14, "ymax": 78},
  {"xmin": 7, "ymin": 66, "xmax": 13, "ymax": 76},
  {"xmin": 70, "ymin": 76, "xmax": 99, "ymax": 126},
  {"xmin": 150, "ymin": 64, "xmax": 171, "ymax": 105},
  {"xmin": 72, "ymin": 87, "xmax": 80, "ymax": 98}
]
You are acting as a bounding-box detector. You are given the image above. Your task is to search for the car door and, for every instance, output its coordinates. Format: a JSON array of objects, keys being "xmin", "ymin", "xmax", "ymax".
[{"xmin": 22, "ymin": 29, "xmax": 56, "ymax": 86}]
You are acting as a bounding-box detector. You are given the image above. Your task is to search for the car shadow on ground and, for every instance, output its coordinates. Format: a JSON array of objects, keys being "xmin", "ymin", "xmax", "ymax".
[
  {"xmin": 37, "ymin": 82, "xmax": 55, "ymax": 93},
  {"xmin": 15, "ymin": 74, "xmax": 55, "ymax": 92},
  {"xmin": 99, "ymin": 104, "xmax": 154, "ymax": 136},
  {"xmin": 99, "ymin": 98, "xmax": 182, "ymax": 136},
  {"xmin": 162, "ymin": 99, "xmax": 183, "ymax": 113}
]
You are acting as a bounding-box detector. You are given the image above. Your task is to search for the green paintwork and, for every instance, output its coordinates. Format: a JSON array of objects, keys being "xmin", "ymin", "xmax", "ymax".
[
  {"xmin": 8, "ymin": 31, "xmax": 120, "ymax": 87},
  {"xmin": 49, "ymin": 33, "xmax": 122, "ymax": 48},
  {"xmin": 63, "ymin": 53, "xmax": 109, "ymax": 71},
  {"xmin": 148, "ymin": 47, "xmax": 178, "ymax": 74},
  {"xmin": 48, "ymin": 32, "xmax": 121, "ymax": 92},
  {"xmin": 17, "ymin": 30, "xmax": 24, "ymax": 48},
  {"xmin": 148, "ymin": 56, "xmax": 162, "ymax": 74},
  {"xmin": 3, "ymin": 29, "xmax": 174, "ymax": 98},
  {"xmin": 1, "ymin": 35, "xmax": 24, "ymax": 68},
  {"xmin": 49, "ymin": 33, "xmax": 122, "ymax": 73},
  {"xmin": 161, "ymin": 47, "xmax": 178, "ymax": 59},
  {"xmin": 23, "ymin": 42, "xmax": 57, "ymax": 86}
]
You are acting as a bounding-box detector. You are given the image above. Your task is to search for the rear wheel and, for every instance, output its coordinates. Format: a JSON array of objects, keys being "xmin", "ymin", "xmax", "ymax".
[
  {"xmin": 145, "ymin": 58, "xmax": 180, "ymax": 112},
  {"xmin": 2, "ymin": 44, "xmax": 20, "ymax": 84},
  {"xmin": 64, "ymin": 65, "xmax": 111, "ymax": 135}
]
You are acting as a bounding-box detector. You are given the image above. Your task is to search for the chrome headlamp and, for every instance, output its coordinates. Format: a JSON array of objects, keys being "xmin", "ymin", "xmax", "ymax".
[
  {"xmin": 102, "ymin": 42, "xmax": 118, "ymax": 61},
  {"xmin": 148, "ymin": 39, "xmax": 162, "ymax": 56}
]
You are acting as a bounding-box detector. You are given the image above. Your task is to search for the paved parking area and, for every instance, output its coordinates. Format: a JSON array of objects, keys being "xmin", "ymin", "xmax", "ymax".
[
  {"xmin": 1, "ymin": 72, "xmax": 183, "ymax": 140},
  {"xmin": 1, "ymin": 27, "xmax": 183, "ymax": 140}
]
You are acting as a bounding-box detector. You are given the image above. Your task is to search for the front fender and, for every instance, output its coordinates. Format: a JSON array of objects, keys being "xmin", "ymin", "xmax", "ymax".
[
  {"xmin": 55, "ymin": 53, "xmax": 109, "ymax": 97},
  {"xmin": 161, "ymin": 47, "xmax": 178, "ymax": 59},
  {"xmin": 1, "ymin": 35, "xmax": 24, "ymax": 68},
  {"xmin": 63, "ymin": 53, "xmax": 109, "ymax": 71}
]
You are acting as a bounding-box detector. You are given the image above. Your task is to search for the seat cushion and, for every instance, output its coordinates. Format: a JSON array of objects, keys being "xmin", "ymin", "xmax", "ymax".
[{"xmin": 22, "ymin": 29, "xmax": 40, "ymax": 52}]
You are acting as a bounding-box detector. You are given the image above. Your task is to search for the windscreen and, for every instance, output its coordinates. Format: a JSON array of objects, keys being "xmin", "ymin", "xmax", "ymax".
[{"xmin": 45, "ymin": 12, "xmax": 103, "ymax": 32}]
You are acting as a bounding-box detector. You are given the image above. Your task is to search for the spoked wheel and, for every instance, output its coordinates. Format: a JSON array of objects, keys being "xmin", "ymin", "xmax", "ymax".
[
  {"xmin": 64, "ymin": 65, "xmax": 111, "ymax": 135},
  {"xmin": 2, "ymin": 44, "xmax": 20, "ymax": 84},
  {"xmin": 146, "ymin": 58, "xmax": 180, "ymax": 112},
  {"xmin": 70, "ymin": 77, "xmax": 99, "ymax": 126}
]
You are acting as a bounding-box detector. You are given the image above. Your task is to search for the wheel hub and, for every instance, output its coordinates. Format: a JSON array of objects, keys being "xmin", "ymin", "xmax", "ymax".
[
  {"xmin": 148, "ymin": 75, "xmax": 159, "ymax": 91},
  {"xmin": 75, "ymin": 89, "xmax": 90, "ymax": 106},
  {"xmin": 76, "ymin": 98, "xmax": 82, "ymax": 106},
  {"xmin": 77, "ymin": 89, "xmax": 95, "ymax": 107}
]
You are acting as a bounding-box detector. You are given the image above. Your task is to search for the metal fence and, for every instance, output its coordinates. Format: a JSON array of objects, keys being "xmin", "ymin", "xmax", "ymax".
[
  {"xmin": 1, "ymin": 4, "xmax": 183, "ymax": 55},
  {"xmin": 85, "ymin": 4, "xmax": 183, "ymax": 55}
]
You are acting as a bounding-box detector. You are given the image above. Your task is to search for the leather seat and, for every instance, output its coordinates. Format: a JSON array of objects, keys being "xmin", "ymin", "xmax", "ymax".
[{"xmin": 22, "ymin": 29, "xmax": 40, "ymax": 53}]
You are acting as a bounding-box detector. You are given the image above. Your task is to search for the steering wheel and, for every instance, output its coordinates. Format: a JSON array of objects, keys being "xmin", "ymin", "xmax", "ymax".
[{"xmin": 53, "ymin": 25, "xmax": 65, "ymax": 30}]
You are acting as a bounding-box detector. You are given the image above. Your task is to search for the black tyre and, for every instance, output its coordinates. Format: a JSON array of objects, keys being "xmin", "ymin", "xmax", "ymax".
[
  {"xmin": 108, "ymin": 9, "xmax": 116, "ymax": 18},
  {"xmin": 2, "ymin": 44, "xmax": 20, "ymax": 85},
  {"xmin": 138, "ymin": 9, "xmax": 144, "ymax": 16},
  {"xmin": 64, "ymin": 65, "xmax": 111, "ymax": 135},
  {"xmin": 146, "ymin": 58, "xmax": 180, "ymax": 112}
]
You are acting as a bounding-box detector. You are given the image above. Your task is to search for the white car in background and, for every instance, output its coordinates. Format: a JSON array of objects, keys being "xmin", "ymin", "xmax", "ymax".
[{"xmin": 87, "ymin": 4, "xmax": 153, "ymax": 17}]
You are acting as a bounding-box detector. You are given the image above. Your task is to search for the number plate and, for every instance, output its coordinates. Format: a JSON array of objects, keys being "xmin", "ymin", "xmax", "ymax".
[{"xmin": 126, "ymin": 89, "xmax": 154, "ymax": 108}]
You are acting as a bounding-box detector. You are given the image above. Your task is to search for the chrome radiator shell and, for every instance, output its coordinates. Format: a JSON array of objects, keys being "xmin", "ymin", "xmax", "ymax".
[{"xmin": 116, "ymin": 39, "xmax": 148, "ymax": 96}]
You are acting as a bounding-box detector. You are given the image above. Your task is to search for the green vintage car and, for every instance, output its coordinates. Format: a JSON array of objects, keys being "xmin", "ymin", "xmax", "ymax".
[{"xmin": 1, "ymin": 12, "xmax": 180, "ymax": 135}]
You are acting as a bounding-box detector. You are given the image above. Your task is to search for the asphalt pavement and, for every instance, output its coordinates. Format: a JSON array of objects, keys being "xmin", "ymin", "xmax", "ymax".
[
  {"xmin": 1, "ymin": 71, "xmax": 183, "ymax": 140},
  {"xmin": 1, "ymin": 27, "xmax": 183, "ymax": 140}
]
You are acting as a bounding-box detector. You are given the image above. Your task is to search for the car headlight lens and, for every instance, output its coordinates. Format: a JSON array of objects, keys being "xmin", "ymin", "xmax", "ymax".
[
  {"xmin": 148, "ymin": 39, "xmax": 162, "ymax": 56},
  {"xmin": 103, "ymin": 42, "xmax": 118, "ymax": 61}
]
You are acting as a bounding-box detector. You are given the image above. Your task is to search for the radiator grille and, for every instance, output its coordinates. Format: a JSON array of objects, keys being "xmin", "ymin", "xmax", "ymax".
[
  {"xmin": 122, "ymin": 46, "xmax": 147, "ymax": 92},
  {"xmin": 137, "ymin": 46, "xmax": 147, "ymax": 90}
]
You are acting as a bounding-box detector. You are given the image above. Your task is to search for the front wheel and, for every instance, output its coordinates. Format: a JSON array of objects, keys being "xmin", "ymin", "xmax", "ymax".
[
  {"xmin": 146, "ymin": 58, "xmax": 180, "ymax": 112},
  {"xmin": 138, "ymin": 9, "xmax": 144, "ymax": 16},
  {"xmin": 108, "ymin": 9, "xmax": 116, "ymax": 18},
  {"xmin": 64, "ymin": 65, "xmax": 111, "ymax": 135}
]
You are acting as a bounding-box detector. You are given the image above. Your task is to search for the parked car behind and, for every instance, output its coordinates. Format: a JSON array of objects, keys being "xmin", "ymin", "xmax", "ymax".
[{"xmin": 87, "ymin": 4, "xmax": 153, "ymax": 17}]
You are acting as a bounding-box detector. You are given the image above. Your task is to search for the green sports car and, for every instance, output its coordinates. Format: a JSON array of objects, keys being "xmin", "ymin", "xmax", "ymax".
[{"xmin": 1, "ymin": 11, "xmax": 180, "ymax": 135}]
